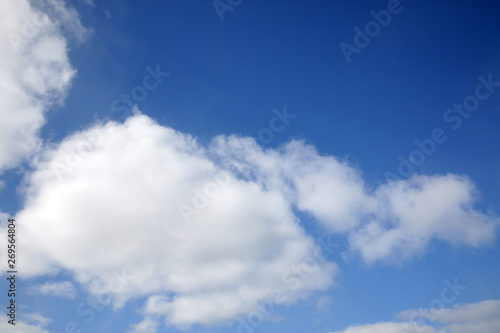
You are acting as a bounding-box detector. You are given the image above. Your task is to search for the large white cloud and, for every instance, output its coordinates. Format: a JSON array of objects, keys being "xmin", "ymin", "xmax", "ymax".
[
  {"xmin": 0, "ymin": 0, "xmax": 88, "ymax": 173},
  {"xmin": 14, "ymin": 115, "xmax": 337, "ymax": 329},
  {"xmin": 4, "ymin": 113, "xmax": 497, "ymax": 331},
  {"xmin": 332, "ymin": 299, "xmax": 500, "ymax": 333}
]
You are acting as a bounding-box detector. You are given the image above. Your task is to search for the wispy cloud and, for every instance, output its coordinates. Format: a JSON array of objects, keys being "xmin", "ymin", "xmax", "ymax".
[
  {"xmin": 0, "ymin": 320, "xmax": 51, "ymax": 333},
  {"xmin": 26, "ymin": 281, "xmax": 77, "ymax": 299},
  {"xmin": 22, "ymin": 312, "xmax": 52, "ymax": 326},
  {"xmin": 126, "ymin": 316, "xmax": 160, "ymax": 333},
  {"xmin": 331, "ymin": 299, "xmax": 500, "ymax": 333}
]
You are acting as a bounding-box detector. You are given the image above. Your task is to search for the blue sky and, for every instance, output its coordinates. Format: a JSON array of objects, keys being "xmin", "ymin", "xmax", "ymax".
[{"xmin": 1, "ymin": 0, "xmax": 500, "ymax": 333}]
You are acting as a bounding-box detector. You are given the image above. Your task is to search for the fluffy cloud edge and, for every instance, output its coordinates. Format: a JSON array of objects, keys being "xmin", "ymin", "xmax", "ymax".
[
  {"xmin": 0, "ymin": 0, "xmax": 89, "ymax": 173},
  {"xmin": 331, "ymin": 299, "xmax": 500, "ymax": 333}
]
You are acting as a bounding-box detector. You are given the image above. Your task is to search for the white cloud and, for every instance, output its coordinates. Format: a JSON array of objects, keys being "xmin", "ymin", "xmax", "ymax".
[
  {"xmin": 209, "ymin": 136, "xmax": 375, "ymax": 233},
  {"xmin": 4, "ymin": 113, "xmax": 497, "ymax": 328},
  {"xmin": 0, "ymin": 321, "xmax": 51, "ymax": 333},
  {"xmin": 398, "ymin": 299, "xmax": 500, "ymax": 333},
  {"xmin": 348, "ymin": 175, "xmax": 498, "ymax": 264},
  {"xmin": 26, "ymin": 281, "xmax": 77, "ymax": 299},
  {"xmin": 127, "ymin": 316, "xmax": 159, "ymax": 333},
  {"xmin": 0, "ymin": 211, "xmax": 10, "ymax": 223},
  {"xmin": 0, "ymin": 0, "xmax": 88, "ymax": 173},
  {"xmin": 332, "ymin": 299, "xmax": 500, "ymax": 333},
  {"xmin": 22, "ymin": 312, "xmax": 52, "ymax": 326},
  {"xmin": 210, "ymin": 135, "xmax": 498, "ymax": 264},
  {"xmin": 35, "ymin": 0, "xmax": 93, "ymax": 43},
  {"xmin": 14, "ymin": 115, "xmax": 337, "ymax": 329},
  {"xmin": 331, "ymin": 322, "xmax": 438, "ymax": 333},
  {"xmin": 316, "ymin": 295, "xmax": 333, "ymax": 313}
]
